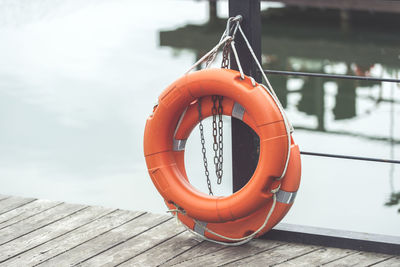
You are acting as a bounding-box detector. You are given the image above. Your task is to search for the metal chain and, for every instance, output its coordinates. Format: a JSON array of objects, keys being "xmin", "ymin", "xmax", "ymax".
[
  {"xmin": 212, "ymin": 96, "xmax": 224, "ymax": 184},
  {"xmin": 217, "ymin": 96, "xmax": 223, "ymax": 184},
  {"xmin": 212, "ymin": 42, "xmax": 229, "ymax": 184},
  {"xmin": 221, "ymin": 42, "xmax": 231, "ymax": 69},
  {"xmin": 205, "ymin": 51, "xmax": 217, "ymax": 69},
  {"xmin": 198, "ymin": 97, "xmax": 213, "ymax": 195},
  {"xmin": 196, "ymin": 26, "xmax": 230, "ymax": 193}
]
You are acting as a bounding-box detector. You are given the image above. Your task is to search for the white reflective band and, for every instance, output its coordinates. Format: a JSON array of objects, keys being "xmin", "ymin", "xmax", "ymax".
[
  {"xmin": 276, "ymin": 190, "xmax": 297, "ymax": 204},
  {"xmin": 194, "ymin": 221, "xmax": 207, "ymax": 236},
  {"xmin": 173, "ymin": 139, "xmax": 186, "ymax": 151},
  {"xmin": 232, "ymin": 102, "xmax": 245, "ymax": 120}
]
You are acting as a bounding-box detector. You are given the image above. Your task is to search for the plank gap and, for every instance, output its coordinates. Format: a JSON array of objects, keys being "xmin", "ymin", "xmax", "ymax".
[
  {"xmin": 164, "ymin": 243, "xmax": 229, "ymax": 266},
  {"xmin": 0, "ymin": 199, "xmax": 37, "ymax": 216},
  {"xmin": 0, "ymin": 206, "xmax": 89, "ymax": 246},
  {"xmin": 367, "ymin": 255, "xmax": 398, "ymax": 266},
  {"xmin": 271, "ymin": 247, "xmax": 322, "ymax": 266},
  {"xmin": 321, "ymin": 251, "xmax": 363, "ymax": 265},
  {"xmin": 116, "ymin": 230, "xmax": 186, "ymax": 266},
  {"xmin": 0, "ymin": 202, "xmax": 64, "ymax": 230},
  {"xmin": 159, "ymin": 239, "xmax": 205, "ymax": 266},
  {"xmin": 35, "ymin": 211, "xmax": 147, "ymax": 266},
  {"xmin": 74, "ymin": 216, "xmax": 173, "ymax": 265},
  {"xmin": 0, "ymin": 209, "xmax": 118, "ymax": 265},
  {"xmin": 0, "ymin": 198, "xmax": 37, "ymax": 216},
  {"xmin": 0, "ymin": 196, "xmax": 11, "ymax": 202},
  {"xmin": 219, "ymin": 243, "xmax": 286, "ymax": 267}
]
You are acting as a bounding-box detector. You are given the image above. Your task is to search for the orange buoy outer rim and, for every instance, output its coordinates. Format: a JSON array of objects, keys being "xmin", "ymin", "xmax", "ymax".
[{"xmin": 144, "ymin": 68, "xmax": 290, "ymax": 223}]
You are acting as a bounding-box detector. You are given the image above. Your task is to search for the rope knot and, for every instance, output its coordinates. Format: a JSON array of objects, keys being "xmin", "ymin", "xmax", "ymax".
[
  {"xmin": 167, "ymin": 203, "xmax": 186, "ymax": 215},
  {"xmin": 270, "ymin": 183, "xmax": 281, "ymax": 194}
]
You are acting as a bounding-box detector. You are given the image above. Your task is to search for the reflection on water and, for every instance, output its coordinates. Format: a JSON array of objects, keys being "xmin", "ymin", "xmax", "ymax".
[
  {"xmin": 265, "ymin": 8, "xmax": 400, "ymax": 216},
  {"xmin": 0, "ymin": 0, "xmax": 399, "ymax": 236},
  {"xmin": 159, "ymin": 6, "xmax": 400, "ymax": 234}
]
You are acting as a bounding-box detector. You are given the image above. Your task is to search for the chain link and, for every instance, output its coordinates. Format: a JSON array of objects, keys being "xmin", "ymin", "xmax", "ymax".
[
  {"xmin": 212, "ymin": 96, "xmax": 224, "ymax": 184},
  {"xmin": 221, "ymin": 42, "xmax": 231, "ymax": 69},
  {"xmin": 217, "ymin": 96, "xmax": 224, "ymax": 184},
  {"xmin": 196, "ymin": 33, "xmax": 230, "ymax": 194},
  {"xmin": 198, "ymin": 98, "xmax": 213, "ymax": 195},
  {"xmin": 212, "ymin": 41, "xmax": 229, "ymax": 184},
  {"xmin": 205, "ymin": 52, "xmax": 216, "ymax": 68}
]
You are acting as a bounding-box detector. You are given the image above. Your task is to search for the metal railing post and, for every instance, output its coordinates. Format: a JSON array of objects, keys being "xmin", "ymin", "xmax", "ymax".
[{"xmin": 229, "ymin": 0, "xmax": 262, "ymax": 192}]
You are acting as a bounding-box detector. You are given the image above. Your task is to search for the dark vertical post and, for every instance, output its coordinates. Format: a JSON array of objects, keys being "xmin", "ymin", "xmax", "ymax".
[
  {"xmin": 229, "ymin": 0, "xmax": 261, "ymax": 192},
  {"xmin": 209, "ymin": 0, "xmax": 218, "ymax": 23}
]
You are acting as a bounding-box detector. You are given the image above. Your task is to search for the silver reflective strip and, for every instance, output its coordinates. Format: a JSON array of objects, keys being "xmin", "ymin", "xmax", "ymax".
[
  {"xmin": 173, "ymin": 139, "xmax": 187, "ymax": 151},
  {"xmin": 194, "ymin": 221, "xmax": 207, "ymax": 236},
  {"xmin": 232, "ymin": 102, "xmax": 245, "ymax": 120},
  {"xmin": 276, "ymin": 190, "xmax": 297, "ymax": 204}
]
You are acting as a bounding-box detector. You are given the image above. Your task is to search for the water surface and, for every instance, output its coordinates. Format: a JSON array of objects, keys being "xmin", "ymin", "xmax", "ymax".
[{"xmin": 0, "ymin": 0, "xmax": 399, "ymax": 237}]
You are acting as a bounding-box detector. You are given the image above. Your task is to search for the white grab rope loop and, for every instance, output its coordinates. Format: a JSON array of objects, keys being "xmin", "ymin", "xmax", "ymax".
[
  {"xmin": 173, "ymin": 15, "xmax": 294, "ymax": 246},
  {"xmin": 230, "ymin": 41, "xmax": 245, "ymax": 80},
  {"xmin": 235, "ymin": 24, "xmax": 292, "ymax": 180},
  {"xmin": 168, "ymin": 192, "xmax": 278, "ymax": 246}
]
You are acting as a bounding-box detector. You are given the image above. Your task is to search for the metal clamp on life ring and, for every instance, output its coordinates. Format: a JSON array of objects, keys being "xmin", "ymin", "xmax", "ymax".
[{"xmin": 143, "ymin": 68, "xmax": 301, "ymax": 244}]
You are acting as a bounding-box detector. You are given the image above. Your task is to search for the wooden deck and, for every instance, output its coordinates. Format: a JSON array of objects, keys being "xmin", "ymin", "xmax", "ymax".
[{"xmin": 0, "ymin": 194, "xmax": 399, "ymax": 266}]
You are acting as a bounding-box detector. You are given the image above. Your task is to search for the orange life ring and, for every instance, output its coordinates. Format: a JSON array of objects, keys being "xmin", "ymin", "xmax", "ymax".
[{"xmin": 143, "ymin": 68, "xmax": 301, "ymax": 242}]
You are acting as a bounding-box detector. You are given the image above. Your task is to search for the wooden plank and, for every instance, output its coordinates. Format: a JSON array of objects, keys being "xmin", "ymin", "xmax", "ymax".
[
  {"xmin": 80, "ymin": 218, "xmax": 187, "ymax": 266},
  {"xmin": 372, "ymin": 256, "xmax": 400, "ymax": 266},
  {"xmin": 275, "ymin": 247, "xmax": 357, "ymax": 266},
  {"xmin": 0, "ymin": 199, "xmax": 62, "ymax": 229},
  {"xmin": 0, "ymin": 194, "xmax": 397, "ymax": 266},
  {"xmin": 0, "ymin": 205, "xmax": 113, "ymax": 263},
  {"xmin": 324, "ymin": 251, "xmax": 395, "ymax": 266},
  {"xmin": 165, "ymin": 239, "xmax": 284, "ymax": 267},
  {"xmin": 4, "ymin": 210, "xmax": 144, "ymax": 266},
  {"xmin": 0, "ymin": 203, "xmax": 85, "ymax": 245},
  {"xmin": 39, "ymin": 213, "xmax": 170, "ymax": 266},
  {"xmin": 162, "ymin": 237, "xmax": 226, "ymax": 266},
  {"xmin": 0, "ymin": 196, "xmax": 36, "ymax": 214},
  {"xmin": 223, "ymin": 242, "xmax": 319, "ymax": 266},
  {"xmin": 120, "ymin": 231, "xmax": 200, "ymax": 266},
  {"xmin": 0, "ymin": 195, "xmax": 10, "ymax": 201}
]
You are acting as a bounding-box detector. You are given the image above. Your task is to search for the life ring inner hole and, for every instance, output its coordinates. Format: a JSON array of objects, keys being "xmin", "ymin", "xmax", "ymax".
[{"xmin": 181, "ymin": 111, "xmax": 260, "ymax": 197}]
